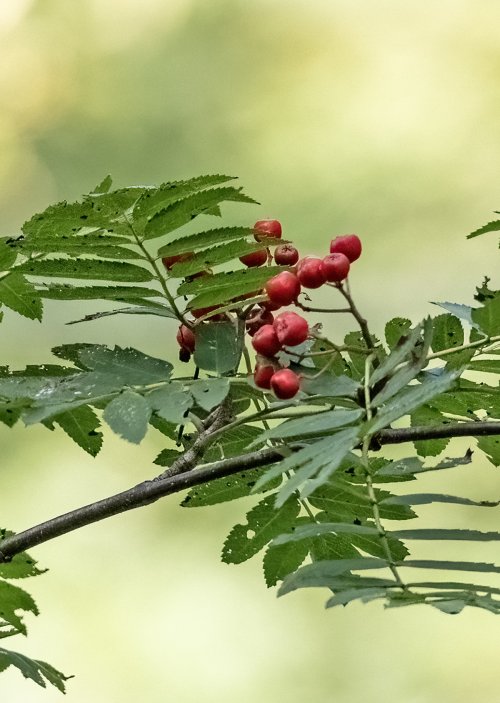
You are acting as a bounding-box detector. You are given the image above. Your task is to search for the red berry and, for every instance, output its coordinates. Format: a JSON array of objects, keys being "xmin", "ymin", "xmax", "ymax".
[
  {"xmin": 260, "ymin": 299, "xmax": 282, "ymax": 312},
  {"xmin": 176, "ymin": 325, "xmax": 196, "ymax": 353},
  {"xmin": 246, "ymin": 308, "xmax": 275, "ymax": 337},
  {"xmin": 329, "ymin": 234, "xmax": 362, "ymax": 262},
  {"xmin": 265, "ymin": 271, "xmax": 301, "ymax": 306},
  {"xmin": 254, "ymin": 219, "xmax": 282, "ymax": 241},
  {"xmin": 321, "ymin": 252, "xmax": 350, "ymax": 282},
  {"xmin": 274, "ymin": 244, "xmax": 299, "ymax": 266},
  {"xmin": 273, "ymin": 312, "xmax": 309, "ymax": 347},
  {"xmin": 270, "ymin": 368, "xmax": 300, "ymax": 399},
  {"xmin": 296, "ymin": 257, "xmax": 327, "ymax": 289},
  {"xmin": 162, "ymin": 252, "xmax": 194, "ymax": 270},
  {"xmin": 239, "ymin": 249, "xmax": 268, "ymax": 267},
  {"xmin": 251, "ymin": 324, "xmax": 282, "ymax": 357},
  {"xmin": 253, "ymin": 364, "xmax": 275, "ymax": 390}
]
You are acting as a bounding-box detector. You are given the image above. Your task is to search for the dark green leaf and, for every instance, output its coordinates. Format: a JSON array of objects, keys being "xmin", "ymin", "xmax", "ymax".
[
  {"xmin": 0, "ymin": 647, "xmax": 70, "ymax": 692},
  {"xmin": 53, "ymin": 405, "xmax": 103, "ymax": 456},
  {"xmin": 193, "ymin": 321, "xmax": 242, "ymax": 374},
  {"xmin": 382, "ymin": 493, "xmax": 500, "ymax": 508},
  {"xmin": 371, "ymin": 322, "xmax": 426, "ymax": 386},
  {"xmin": 0, "ymin": 240, "xmax": 17, "ymax": 270},
  {"xmin": 0, "ymin": 580, "xmax": 38, "ymax": 634},
  {"xmin": 202, "ymin": 425, "xmax": 265, "ymax": 462},
  {"xmin": 253, "ymin": 408, "xmax": 363, "ymax": 445},
  {"xmin": 469, "ymin": 360, "xmax": 500, "ymax": 374},
  {"xmin": 182, "ymin": 466, "xmax": 280, "ymax": 508},
  {"xmin": 40, "ymin": 284, "xmax": 161, "ymax": 301},
  {"xmin": 399, "ymin": 559, "xmax": 500, "ymax": 573},
  {"xmin": 263, "ymin": 535, "xmax": 310, "ymax": 587},
  {"xmin": 102, "ymin": 391, "xmax": 151, "ymax": 444},
  {"xmin": 0, "ymin": 273, "xmax": 42, "ymax": 320},
  {"xmin": 325, "ymin": 587, "xmax": 387, "ymax": 608},
  {"xmin": 468, "ymin": 219, "xmax": 500, "ymax": 238},
  {"xmin": 272, "ymin": 522, "xmax": 380, "ymax": 546},
  {"xmin": 153, "ymin": 448, "xmax": 182, "ymax": 467},
  {"xmin": 170, "ymin": 240, "xmax": 270, "ymax": 277},
  {"xmin": 221, "ymin": 494, "xmax": 300, "ymax": 564},
  {"xmin": 393, "ymin": 528, "xmax": 500, "ymax": 541},
  {"xmin": 147, "ymin": 383, "xmax": 193, "ymax": 424},
  {"xmin": 410, "ymin": 404, "xmax": 451, "ymax": 457},
  {"xmin": 92, "ymin": 175, "xmax": 113, "ymax": 194},
  {"xmin": 472, "ymin": 294, "xmax": 500, "ymax": 336},
  {"xmin": 431, "ymin": 314, "xmax": 464, "ymax": 352},
  {"xmin": 157, "ymin": 226, "xmax": 257, "ymax": 258},
  {"xmin": 67, "ymin": 303, "xmax": 176, "ymax": 325},
  {"xmin": 298, "ymin": 372, "xmax": 360, "ymax": 398},
  {"xmin": 16, "ymin": 258, "xmax": 153, "ymax": 282},
  {"xmin": 77, "ymin": 346, "xmax": 173, "ymax": 385}
]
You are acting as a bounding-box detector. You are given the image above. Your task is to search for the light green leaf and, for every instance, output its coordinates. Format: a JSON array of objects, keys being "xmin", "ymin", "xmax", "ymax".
[
  {"xmin": 370, "ymin": 322, "xmax": 425, "ymax": 386},
  {"xmin": 0, "ymin": 273, "xmax": 42, "ymax": 320},
  {"xmin": 190, "ymin": 378, "xmax": 230, "ymax": 411},
  {"xmin": 472, "ymin": 294, "xmax": 500, "ymax": 336},
  {"xmin": 272, "ymin": 522, "xmax": 380, "ymax": 545},
  {"xmin": 393, "ymin": 528, "xmax": 500, "ymax": 541},
  {"xmin": 221, "ymin": 494, "xmax": 300, "ymax": 564},
  {"xmin": 92, "ymin": 175, "xmax": 113, "ymax": 193},
  {"xmin": 477, "ymin": 435, "xmax": 500, "ymax": 467},
  {"xmin": 253, "ymin": 408, "xmax": 364, "ymax": 444},
  {"xmin": 325, "ymin": 587, "xmax": 387, "ymax": 608},
  {"xmin": 399, "ymin": 559, "xmax": 500, "ymax": 573},
  {"xmin": 381, "ymin": 493, "xmax": 500, "ymax": 508},
  {"xmin": 147, "ymin": 383, "xmax": 193, "ymax": 424},
  {"xmin": 193, "ymin": 321, "xmax": 242, "ymax": 374},
  {"xmin": 384, "ymin": 317, "xmax": 412, "ymax": 349},
  {"xmin": 278, "ymin": 558, "xmax": 389, "ymax": 596},
  {"xmin": 0, "ymin": 239, "xmax": 17, "ymax": 270},
  {"xmin": 469, "ymin": 360, "xmax": 500, "ymax": 374},
  {"xmin": 16, "ymin": 258, "xmax": 153, "ymax": 282},
  {"xmin": 77, "ymin": 346, "xmax": 173, "ymax": 385},
  {"xmin": 103, "ymin": 391, "xmax": 151, "ymax": 444}
]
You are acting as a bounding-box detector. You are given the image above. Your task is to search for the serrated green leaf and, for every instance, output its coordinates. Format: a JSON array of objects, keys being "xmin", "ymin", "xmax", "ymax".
[
  {"xmin": 410, "ymin": 404, "xmax": 451, "ymax": 457},
  {"xmin": 278, "ymin": 558, "xmax": 389, "ymax": 596},
  {"xmin": 428, "ymin": 378, "xmax": 500, "ymax": 419},
  {"xmin": 253, "ymin": 428, "xmax": 359, "ymax": 506},
  {"xmin": 0, "ymin": 647, "xmax": 70, "ymax": 692},
  {"xmin": 21, "ymin": 233, "xmax": 142, "ymax": 260},
  {"xmin": 202, "ymin": 425, "xmax": 265, "ymax": 462},
  {"xmin": 325, "ymin": 587, "xmax": 387, "ymax": 608},
  {"xmin": 298, "ymin": 371, "xmax": 360, "ymax": 399},
  {"xmin": 153, "ymin": 448, "xmax": 182, "ymax": 467},
  {"xmin": 369, "ymin": 369, "xmax": 460, "ymax": 434},
  {"xmin": 182, "ymin": 465, "xmax": 281, "ymax": 508},
  {"xmin": 0, "ymin": 239, "xmax": 17, "ymax": 270},
  {"xmin": 145, "ymin": 186, "xmax": 257, "ymax": 240},
  {"xmin": 252, "ymin": 408, "xmax": 364, "ymax": 445},
  {"xmin": 134, "ymin": 175, "xmax": 235, "ymax": 222},
  {"xmin": 53, "ymin": 405, "xmax": 103, "ymax": 456},
  {"xmin": 77, "ymin": 345, "xmax": 173, "ymax": 385},
  {"xmin": 0, "ymin": 543, "xmax": 44, "ymax": 579},
  {"xmin": 371, "ymin": 322, "xmax": 425, "ymax": 386},
  {"xmin": 431, "ymin": 301, "xmax": 478, "ymax": 328},
  {"xmin": 384, "ymin": 317, "xmax": 412, "ymax": 349},
  {"xmin": 147, "ymin": 383, "xmax": 193, "ymax": 424},
  {"xmin": 0, "ymin": 580, "xmax": 38, "ymax": 634},
  {"xmin": 103, "ymin": 391, "xmax": 151, "ymax": 443},
  {"xmin": 221, "ymin": 494, "xmax": 300, "ymax": 564},
  {"xmin": 468, "ymin": 219, "xmax": 500, "ymax": 238},
  {"xmin": 193, "ymin": 321, "xmax": 242, "ymax": 374},
  {"xmin": 477, "ymin": 435, "xmax": 500, "ymax": 467},
  {"xmin": 272, "ymin": 522, "xmax": 380, "ymax": 546},
  {"xmin": 382, "ymin": 492, "xmax": 500, "ymax": 508},
  {"xmin": 157, "ymin": 226, "xmax": 257, "ymax": 258},
  {"xmin": 393, "ymin": 528, "xmax": 500, "ymax": 541},
  {"xmin": 472, "ymin": 295, "xmax": 500, "ymax": 336},
  {"xmin": 263, "ymin": 535, "xmax": 310, "ymax": 587},
  {"xmin": 39, "ymin": 283, "xmax": 161, "ymax": 301},
  {"xmin": 400, "ymin": 559, "xmax": 500, "ymax": 574},
  {"xmin": 180, "ymin": 265, "xmax": 286, "ymax": 309},
  {"xmin": 66, "ymin": 303, "xmax": 176, "ymax": 325},
  {"xmin": 15, "ymin": 258, "xmax": 153, "ymax": 282},
  {"xmin": 190, "ymin": 378, "xmax": 230, "ymax": 411},
  {"xmin": 469, "ymin": 359, "xmax": 500, "ymax": 374},
  {"xmin": 0, "ymin": 273, "xmax": 42, "ymax": 320},
  {"xmin": 431, "ymin": 313, "xmax": 464, "ymax": 352}
]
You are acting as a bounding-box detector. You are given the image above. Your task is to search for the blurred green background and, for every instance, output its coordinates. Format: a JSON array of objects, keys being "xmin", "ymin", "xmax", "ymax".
[{"xmin": 1, "ymin": 1, "xmax": 500, "ymax": 700}]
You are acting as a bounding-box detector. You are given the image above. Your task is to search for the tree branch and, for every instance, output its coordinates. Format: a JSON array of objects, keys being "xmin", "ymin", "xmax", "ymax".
[{"xmin": 1, "ymin": 420, "xmax": 499, "ymax": 562}]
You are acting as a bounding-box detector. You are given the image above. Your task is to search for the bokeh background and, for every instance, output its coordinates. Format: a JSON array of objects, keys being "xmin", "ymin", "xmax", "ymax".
[{"xmin": 1, "ymin": 1, "xmax": 500, "ymax": 701}]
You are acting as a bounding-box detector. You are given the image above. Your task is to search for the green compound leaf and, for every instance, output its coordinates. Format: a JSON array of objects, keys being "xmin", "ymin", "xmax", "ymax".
[
  {"xmin": 144, "ymin": 186, "xmax": 258, "ymax": 240},
  {"xmin": 0, "ymin": 580, "xmax": 38, "ymax": 634},
  {"xmin": 381, "ymin": 493, "xmax": 500, "ymax": 508},
  {"xmin": 102, "ymin": 391, "xmax": 152, "ymax": 444},
  {"xmin": 202, "ymin": 425, "xmax": 265, "ymax": 462},
  {"xmin": 15, "ymin": 258, "xmax": 153, "ymax": 282},
  {"xmin": 157, "ymin": 226, "xmax": 256, "ymax": 258},
  {"xmin": 0, "ymin": 647, "xmax": 70, "ymax": 692},
  {"xmin": 263, "ymin": 523, "xmax": 311, "ymax": 587},
  {"xmin": 77, "ymin": 345, "xmax": 173, "ymax": 385},
  {"xmin": 66, "ymin": 303, "xmax": 176, "ymax": 326},
  {"xmin": 370, "ymin": 322, "xmax": 426, "ymax": 386},
  {"xmin": 193, "ymin": 321, "xmax": 242, "ymax": 375},
  {"xmin": 190, "ymin": 378, "xmax": 230, "ymax": 411},
  {"xmin": 392, "ymin": 528, "xmax": 500, "ymax": 541},
  {"xmin": 221, "ymin": 494, "xmax": 300, "ymax": 565},
  {"xmin": 169, "ymin": 239, "xmax": 272, "ymax": 277},
  {"xmin": 0, "ymin": 273, "xmax": 42, "ymax": 320},
  {"xmin": 252, "ymin": 408, "xmax": 364, "ymax": 444},
  {"xmin": 181, "ymin": 467, "xmax": 280, "ymax": 508},
  {"xmin": 0, "ymin": 541, "xmax": 45, "ymax": 579},
  {"xmin": 53, "ymin": 405, "xmax": 103, "ymax": 456}
]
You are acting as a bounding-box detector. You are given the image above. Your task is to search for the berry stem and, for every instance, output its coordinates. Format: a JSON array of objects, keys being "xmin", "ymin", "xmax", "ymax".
[
  {"xmin": 296, "ymin": 302, "xmax": 351, "ymax": 314},
  {"xmin": 334, "ymin": 280, "xmax": 375, "ymax": 350}
]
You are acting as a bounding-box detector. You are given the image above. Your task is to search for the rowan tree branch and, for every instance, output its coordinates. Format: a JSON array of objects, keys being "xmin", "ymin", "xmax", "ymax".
[{"xmin": 0, "ymin": 420, "xmax": 499, "ymax": 562}]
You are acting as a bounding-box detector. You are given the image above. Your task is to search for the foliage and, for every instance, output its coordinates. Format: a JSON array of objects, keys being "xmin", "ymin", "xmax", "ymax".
[{"xmin": 0, "ymin": 175, "xmax": 499, "ymax": 691}]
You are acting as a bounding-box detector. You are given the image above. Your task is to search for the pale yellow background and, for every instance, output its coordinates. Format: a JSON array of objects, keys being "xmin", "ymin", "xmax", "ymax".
[{"xmin": 1, "ymin": 1, "xmax": 500, "ymax": 701}]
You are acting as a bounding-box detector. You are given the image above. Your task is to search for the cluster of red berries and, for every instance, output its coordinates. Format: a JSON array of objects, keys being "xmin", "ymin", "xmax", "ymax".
[{"xmin": 170, "ymin": 220, "xmax": 362, "ymax": 400}]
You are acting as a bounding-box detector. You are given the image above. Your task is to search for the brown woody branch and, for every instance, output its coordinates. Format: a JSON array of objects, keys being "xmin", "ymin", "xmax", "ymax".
[{"xmin": 0, "ymin": 420, "xmax": 499, "ymax": 563}]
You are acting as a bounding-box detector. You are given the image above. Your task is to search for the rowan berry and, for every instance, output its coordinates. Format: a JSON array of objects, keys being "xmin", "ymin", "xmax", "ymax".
[
  {"xmin": 321, "ymin": 252, "xmax": 350, "ymax": 282},
  {"xmin": 251, "ymin": 324, "xmax": 282, "ymax": 357},
  {"xmin": 270, "ymin": 368, "xmax": 300, "ymax": 399},
  {"xmin": 329, "ymin": 234, "xmax": 362, "ymax": 262},
  {"xmin": 254, "ymin": 219, "xmax": 282, "ymax": 241},
  {"xmin": 296, "ymin": 257, "xmax": 327, "ymax": 289},
  {"xmin": 239, "ymin": 249, "xmax": 268, "ymax": 267},
  {"xmin": 265, "ymin": 271, "xmax": 301, "ymax": 306},
  {"xmin": 253, "ymin": 364, "xmax": 275, "ymax": 390},
  {"xmin": 176, "ymin": 325, "xmax": 196, "ymax": 353},
  {"xmin": 274, "ymin": 244, "xmax": 299, "ymax": 266},
  {"xmin": 273, "ymin": 311, "xmax": 309, "ymax": 347}
]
